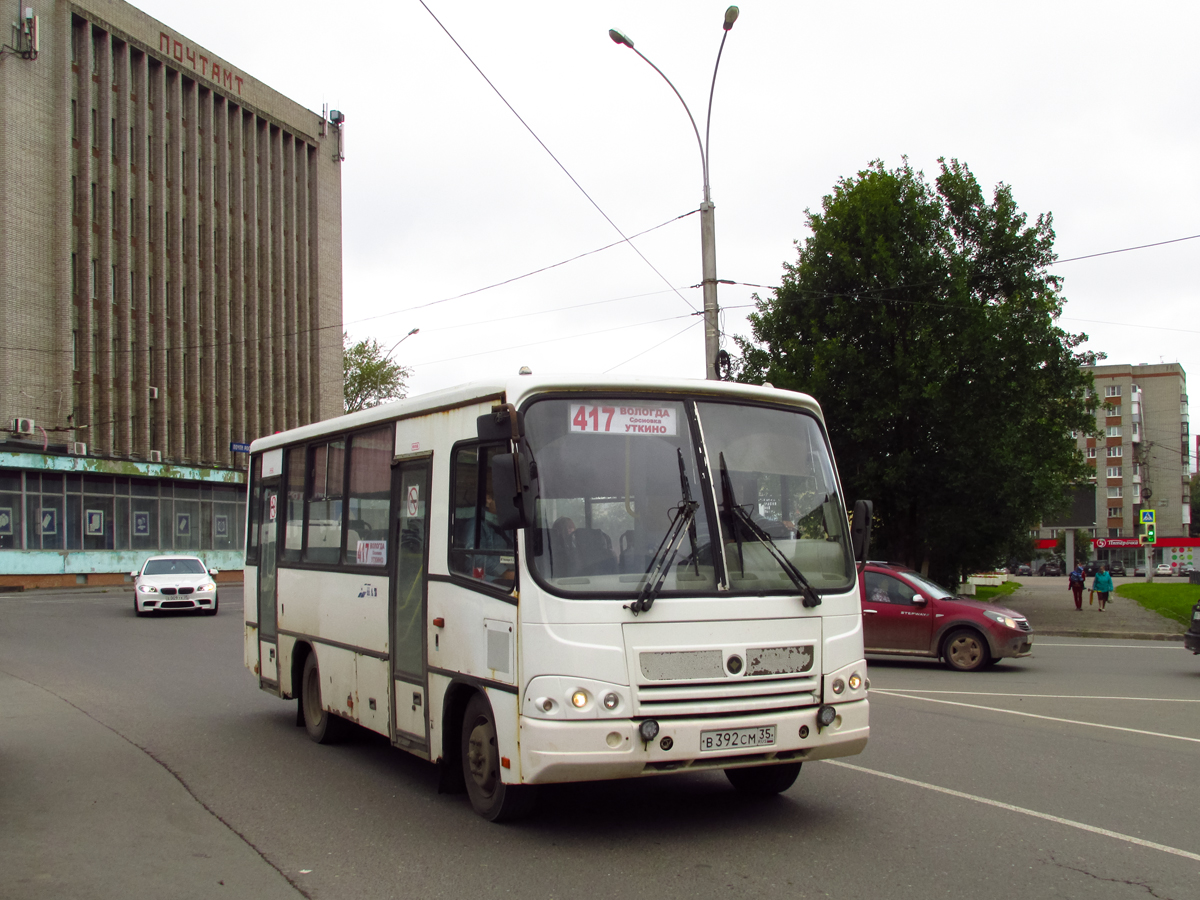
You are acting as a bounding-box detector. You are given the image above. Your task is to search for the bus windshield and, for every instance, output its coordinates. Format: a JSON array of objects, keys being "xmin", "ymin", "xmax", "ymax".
[{"xmin": 523, "ymin": 397, "xmax": 853, "ymax": 598}]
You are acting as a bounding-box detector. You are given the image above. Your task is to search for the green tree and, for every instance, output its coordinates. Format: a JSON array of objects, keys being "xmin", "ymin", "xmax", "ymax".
[
  {"xmin": 343, "ymin": 332, "xmax": 411, "ymax": 413},
  {"xmin": 734, "ymin": 158, "xmax": 1102, "ymax": 584}
]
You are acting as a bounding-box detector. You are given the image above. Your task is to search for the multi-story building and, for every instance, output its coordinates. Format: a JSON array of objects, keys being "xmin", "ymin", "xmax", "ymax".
[
  {"xmin": 0, "ymin": 0, "xmax": 343, "ymax": 587},
  {"xmin": 1040, "ymin": 363, "xmax": 1194, "ymax": 571}
]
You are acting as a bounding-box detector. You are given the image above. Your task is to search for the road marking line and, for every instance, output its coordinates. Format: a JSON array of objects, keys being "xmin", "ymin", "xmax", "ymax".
[
  {"xmin": 823, "ymin": 760, "xmax": 1200, "ymax": 863},
  {"xmin": 872, "ymin": 690, "xmax": 1200, "ymax": 703},
  {"xmin": 1035, "ymin": 642, "xmax": 1180, "ymax": 649},
  {"xmin": 871, "ymin": 690, "xmax": 1200, "ymax": 744}
]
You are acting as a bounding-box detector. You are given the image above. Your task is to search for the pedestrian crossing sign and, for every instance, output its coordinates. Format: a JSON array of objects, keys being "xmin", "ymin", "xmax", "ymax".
[{"xmin": 1140, "ymin": 510, "xmax": 1155, "ymax": 524}]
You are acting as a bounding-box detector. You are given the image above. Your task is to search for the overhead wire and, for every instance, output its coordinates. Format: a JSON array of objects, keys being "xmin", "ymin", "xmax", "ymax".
[{"xmin": 416, "ymin": 0, "xmax": 697, "ymax": 313}]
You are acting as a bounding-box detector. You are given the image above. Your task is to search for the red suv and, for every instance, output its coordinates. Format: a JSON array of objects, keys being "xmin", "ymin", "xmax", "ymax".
[{"xmin": 859, "ymin": 563, "xmax": 1034, "ymax": 671}]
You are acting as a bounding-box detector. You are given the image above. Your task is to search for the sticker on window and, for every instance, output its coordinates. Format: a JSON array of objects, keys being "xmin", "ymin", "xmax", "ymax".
[
  {"xmin": 569, "ymin": 403, "xmax": 678, "ymax": 436},
  {"xmin": 357, "ymin": 540, "xmax": 387, "ymax": 566}
]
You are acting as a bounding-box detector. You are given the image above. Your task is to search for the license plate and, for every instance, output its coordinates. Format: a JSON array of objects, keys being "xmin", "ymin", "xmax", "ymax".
[{"xmin": 699, "ymin": 725, "xmax": 776, "ymax": 752}]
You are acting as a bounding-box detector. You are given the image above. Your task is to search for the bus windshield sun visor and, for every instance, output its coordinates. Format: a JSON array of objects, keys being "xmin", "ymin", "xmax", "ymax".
[{"xmin": 718, "ymin": 453, "xmax": 822, "ymax": 608}]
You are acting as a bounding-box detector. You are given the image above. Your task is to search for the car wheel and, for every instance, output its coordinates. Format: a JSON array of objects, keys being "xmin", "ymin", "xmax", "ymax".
[
  {"xmin": 942, "ymin": 628, "xmax": 990, "ymax": 672},
  {"xmin": 725, "ymin": 762, "xmax": 802, "ymax": 796},
  {"xmin": 301, "ymin": 652, "xmax": 348, "ymax": 744},
  {"xmin": 461, "ymin": 693, "xmax": 536, "ymax": 822}
]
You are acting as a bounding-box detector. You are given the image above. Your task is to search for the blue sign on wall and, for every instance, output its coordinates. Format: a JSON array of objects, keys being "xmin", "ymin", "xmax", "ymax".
[{"xmin": 230, "ymin": 442, "xmax": 251, "ymax": 453}]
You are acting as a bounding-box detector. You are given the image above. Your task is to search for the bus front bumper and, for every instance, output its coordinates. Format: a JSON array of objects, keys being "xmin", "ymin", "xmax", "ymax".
[{"xmin": 516, "ymin": 698, "xmax": 868, "ymax": 785}]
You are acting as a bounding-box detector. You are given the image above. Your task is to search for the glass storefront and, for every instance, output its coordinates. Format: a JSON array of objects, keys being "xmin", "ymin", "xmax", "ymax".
[{"xmin": 1, "ymin": 469, "xmax": 245, "ymax": 554}]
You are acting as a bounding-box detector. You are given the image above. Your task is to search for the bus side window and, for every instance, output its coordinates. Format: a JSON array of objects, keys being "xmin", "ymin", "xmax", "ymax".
[
  {"xmin": 280, "ymin": 446, "xmax": 305, "ymax": 562},
  {"xmin": 304, "ymin": 439, "xmax": 345, "ymax": 565},
  {"xmin": 245, "ymin": 454, "xmax": 262, "ymax": 565},
  {"xmin": 343, "ymin": 426, "xmax": 393, "ymax": 565},
  {"xmin": 449, "ymin": 442, "xmax": 515, "ymax": 590}
]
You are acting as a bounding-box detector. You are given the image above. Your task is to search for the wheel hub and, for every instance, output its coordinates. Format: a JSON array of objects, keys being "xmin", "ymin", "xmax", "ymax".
[{"xmin": 467, "ymin": 719, "xmax": 497, "ymax": 796}]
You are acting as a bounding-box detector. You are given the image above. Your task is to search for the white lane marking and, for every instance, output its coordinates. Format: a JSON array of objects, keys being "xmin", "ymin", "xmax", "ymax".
[
  {"xmin": 824, "ymin": 760, "xmax": 1200, "ymax": 864},
  {"xmin": 872, "ymin": 690, "xmax": 1200, "ymax": 703},
  {"xmin": 872, "ymin": 690, "xmax": 1200, "ymax": 744},
  {"xmin": 1035, "ymin": 642, "xmax": 1180, "ymax": 649}
]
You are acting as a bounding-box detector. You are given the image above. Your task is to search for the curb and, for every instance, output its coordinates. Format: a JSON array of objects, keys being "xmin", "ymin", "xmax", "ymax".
[{"xmin": 1035, "ymin": 629, "xmax": 1184, "ymax": 641}]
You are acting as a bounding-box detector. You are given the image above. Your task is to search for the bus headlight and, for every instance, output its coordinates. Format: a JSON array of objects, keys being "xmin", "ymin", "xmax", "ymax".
[
  {"xmin": 603, "ymin": 692, "xmax": 620, "ymax": 710},
  {"xmin": 848, "ymin": 672, "xmax": 863, "ymax": 691},
  {"xmin": 571, "ymin": 690, "xmax": 589, "ymax": 709}
]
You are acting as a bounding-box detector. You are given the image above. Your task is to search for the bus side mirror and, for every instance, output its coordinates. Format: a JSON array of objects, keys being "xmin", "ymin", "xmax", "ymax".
[
  {"xmin": 851, "ymin": 499, "xmax": 873, "ymax": 563},
  {"xmin": 490, "ymin": 451, "xmax": 533, "ymax": 531},
  {"xmin": 477, "ymin": 404, "xmax": 524, "ymax": 442}
]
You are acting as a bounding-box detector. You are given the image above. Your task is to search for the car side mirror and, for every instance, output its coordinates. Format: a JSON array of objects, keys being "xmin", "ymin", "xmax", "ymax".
[
  {"xmin": 129, "ymin": 570, "xmax": 139, "ymax": 578},
  {"xmin": 850, "ymin": 499, "xmax": 873, "ymax": 563},
  {"xmin": 209, "ymin": 568, "xmax": 219, "ymax": 576},
  {"xmin": 911, "ymin": 594, "xmax": 927, "ymax": 605}
]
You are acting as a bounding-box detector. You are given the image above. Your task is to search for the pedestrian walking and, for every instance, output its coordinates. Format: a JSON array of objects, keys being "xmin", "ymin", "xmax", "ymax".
[
  {"xmin": 1068, "ymin": 563, "xmax": 1086, "ymax": 610},
  {"xmin": 1091, "ymin": 563, "xmax": 1114, "ymax": 611}
]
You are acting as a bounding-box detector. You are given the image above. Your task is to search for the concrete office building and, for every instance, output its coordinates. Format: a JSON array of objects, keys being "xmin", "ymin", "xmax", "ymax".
[{"xmin": 0, "ymin": 0, "xmax": 343, "ymax": 587}]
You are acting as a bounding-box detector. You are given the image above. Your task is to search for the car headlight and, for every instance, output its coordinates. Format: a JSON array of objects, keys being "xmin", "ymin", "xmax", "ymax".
[
  {"xmin": 137, "ymin": 584, "xmax": 157, "ymax": 593},
  {"xmin": 198, "ymin": 582, "xmax": 217, "ymax": 592},
  {"xmin": 985, "ymin": 610, "xmax": 1018, "ymax": 629}
]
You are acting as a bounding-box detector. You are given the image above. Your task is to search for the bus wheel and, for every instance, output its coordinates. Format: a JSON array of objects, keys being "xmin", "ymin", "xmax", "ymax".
[
  {"xmin": 460, "ymin": 693, "xmax": 535, "ymax": 822},
  {"xmin": 942, "ymin": 628, "xmax": 990, "ymax": 672},
  {"xmin": 725, "ymin": 762, "xmax": 802, "ymax": 796},
  {"xmin": 301, "ymin": 652, "xmax": 346, "ymax": 744}
]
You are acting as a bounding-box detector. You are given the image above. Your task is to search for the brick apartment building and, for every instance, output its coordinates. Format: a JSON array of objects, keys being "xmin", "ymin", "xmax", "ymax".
[
  {"xmin": 1040, "ymin": 362, "xmax": 1194, "ymax": 572},
  {"xmin": 0, "ymin": 0, "xmax": 343, "ymax": 587}
]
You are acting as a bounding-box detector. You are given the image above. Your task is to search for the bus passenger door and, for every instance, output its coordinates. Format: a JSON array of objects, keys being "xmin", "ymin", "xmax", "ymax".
[
  {"xmin": 390, "ymin": 458, "xmax": 431, "ymax": 751},
  {"xmin": 258, "ymin": 477, "xmax": 281, "ymax": 686}
]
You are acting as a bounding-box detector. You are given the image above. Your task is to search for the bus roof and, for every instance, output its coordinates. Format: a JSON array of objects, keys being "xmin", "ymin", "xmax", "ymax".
[{"xmin": 248, "ymin": 374, "xmax": 824, "ymax": 453}]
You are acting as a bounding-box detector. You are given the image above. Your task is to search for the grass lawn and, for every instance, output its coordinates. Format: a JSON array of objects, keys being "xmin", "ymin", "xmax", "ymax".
[
  {"xmin": 1114, "ymin": 582, "xmax": 1200, "ymax": 627},
  {"xmin": 974, "ymin": 580, "xmax": 1022, "ymax": 603}
]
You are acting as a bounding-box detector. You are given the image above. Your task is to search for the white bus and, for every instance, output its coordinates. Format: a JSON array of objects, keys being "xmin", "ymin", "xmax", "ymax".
[{"xmin": 244, "ymin": 374, "xmax": 872, "ymax": 820}]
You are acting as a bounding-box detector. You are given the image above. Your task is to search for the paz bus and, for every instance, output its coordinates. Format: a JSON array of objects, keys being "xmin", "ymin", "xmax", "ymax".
[{"xmin": 243, "ymin": 374, "xmax": 872, "ymax": 820}]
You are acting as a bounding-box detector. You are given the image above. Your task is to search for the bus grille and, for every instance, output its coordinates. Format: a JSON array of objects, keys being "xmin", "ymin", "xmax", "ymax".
[{"xmin": 636, "ymin": 676, "xmax": 819, "ymax": 717}]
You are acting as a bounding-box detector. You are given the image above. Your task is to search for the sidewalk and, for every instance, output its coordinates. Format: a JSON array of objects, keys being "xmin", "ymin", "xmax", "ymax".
[{"xmin": 1000, "ymin": 576, "xmax": 1186, "ymax": 641}]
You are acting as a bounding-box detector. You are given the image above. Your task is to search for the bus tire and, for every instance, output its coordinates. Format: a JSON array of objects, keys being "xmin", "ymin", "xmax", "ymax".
[
  {"xmin": 725, "ymin": 762, "xmax": 802, "ymax": 796},
  {"xmin": 301, "ymin": 652, "xmax": 347, "ymax": 744},
  {"xmin": 460, "ymin": 693, "xmax": 535, "ymax": 822}
]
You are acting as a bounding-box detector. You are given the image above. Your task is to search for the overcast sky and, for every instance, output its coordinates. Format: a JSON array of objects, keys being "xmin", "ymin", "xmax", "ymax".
[{"xmin": 135, "ymin": 0, "xmax": 1198, "ymax": 464}]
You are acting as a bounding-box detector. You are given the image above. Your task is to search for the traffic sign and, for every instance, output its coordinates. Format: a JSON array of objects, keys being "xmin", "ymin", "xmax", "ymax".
[
  {"xmin": 1140, "ymin": 509, "xmax": 1155, "ymax": 524},
  {"xmin": 230, "ymin": 441, "xmax": 251, "ymax": 453}
]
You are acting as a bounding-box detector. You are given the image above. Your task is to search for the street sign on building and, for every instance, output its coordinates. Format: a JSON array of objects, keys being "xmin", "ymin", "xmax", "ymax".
[{"xmin": 230, "ymin": 442, "xmax": 251, "ymax": 453}]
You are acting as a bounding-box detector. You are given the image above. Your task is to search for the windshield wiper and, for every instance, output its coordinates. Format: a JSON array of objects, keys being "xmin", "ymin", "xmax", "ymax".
[
  {"xmin": 718, "ymin": 453, "xmax": 822, "ymax": 608},
  {"xmin": 626, "ymin": 449, "xmax": 699, "ymax": 615}
]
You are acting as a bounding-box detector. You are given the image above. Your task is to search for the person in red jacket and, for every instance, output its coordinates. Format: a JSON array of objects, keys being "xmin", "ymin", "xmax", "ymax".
[{"xmin": 1068, "ymin": 564, "xmax": 1085, "ymax": 610}]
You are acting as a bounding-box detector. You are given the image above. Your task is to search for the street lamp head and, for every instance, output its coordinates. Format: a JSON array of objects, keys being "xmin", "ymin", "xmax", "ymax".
[
  {"xmin": 608, "ymin": 28, "xmax": 634, "ymax": 49},
  {"xmin": 723, "ymin": 6, "xmax": 739, "ymax": 30}
]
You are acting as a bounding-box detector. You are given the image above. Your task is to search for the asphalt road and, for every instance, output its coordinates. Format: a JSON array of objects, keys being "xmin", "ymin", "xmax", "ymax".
[{"xmin": 2, "ymin": 586, "xmax": 1197, "ymax": 899}]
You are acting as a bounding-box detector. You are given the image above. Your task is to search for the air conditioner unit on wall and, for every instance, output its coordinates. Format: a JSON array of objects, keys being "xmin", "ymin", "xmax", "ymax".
[
  {"xmin": 69, "ymin": 442, "xmax": 87, "ymax": 456},
  {"xmin": 12, "ymin": 417, "xmax": 35, "ymax": 434},
  {"xmin": 149, "ymin": 450, "xmax": 162, "ymax": 462}
]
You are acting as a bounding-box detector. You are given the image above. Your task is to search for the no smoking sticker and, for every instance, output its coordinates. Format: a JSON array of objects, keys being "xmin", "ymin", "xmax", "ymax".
[{"xmin": 407, "ymin": 485, "xmax": 419, "ymax": 517}]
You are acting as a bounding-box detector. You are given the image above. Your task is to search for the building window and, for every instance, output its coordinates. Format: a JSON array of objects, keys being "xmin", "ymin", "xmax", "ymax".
[
  {"xmin": 1105, "ymin": 385, "xmax": 1122, "ymax": 397},
  {"xmin": 1106, "ymin": 405, "xmax": 1121, "ymax": 417},
  {"xmin": 1108, "ymin": 528, "xmax": 1121, "ymax": 538},
  {"xmin": 1107, "ymin": 506, "xmax": 1123, "ymax": 518},
  {"xmin": 1107, "ymin": 446, "xmax": 1122, "ymax": 458},
  {"xmin": 1106, "ymin": 466, "xmax": 1122, "ymax": 478},
  {"xmin": 1086, "ymin": 447, "xmax": 1097, "ymax": 458},
  {"xmin": 1106, "ymin": 426, "xmax": 1122, "ymax": 438},
  {"xmin": 1107, "ymin": 487, "xmax": 1122, "ymax": 498}
]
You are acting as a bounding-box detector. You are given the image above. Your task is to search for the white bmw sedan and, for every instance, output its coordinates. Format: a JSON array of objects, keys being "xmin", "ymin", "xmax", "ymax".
[{"xmin": 132, "ymin": 556, "xmax": 219, "ymax": 616}]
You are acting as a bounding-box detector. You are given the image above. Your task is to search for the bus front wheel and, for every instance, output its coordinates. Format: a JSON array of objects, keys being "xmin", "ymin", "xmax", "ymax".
[
  {"xmin": 725, "ymin": 762, "xmax": 802, "ymax": 796},
  {"xmin": 460, "ymin": 693, "xmax": 535, "ymax": 822},
  {"xmin": 301, "ymin": 652, "xmax": 347, "ymax": 744}
]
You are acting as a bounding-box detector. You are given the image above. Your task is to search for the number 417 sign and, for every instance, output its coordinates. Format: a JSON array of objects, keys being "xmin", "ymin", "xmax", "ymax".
[{"xmin": 569, "ymin": 403, "xmax": 678, "ymax": 436}]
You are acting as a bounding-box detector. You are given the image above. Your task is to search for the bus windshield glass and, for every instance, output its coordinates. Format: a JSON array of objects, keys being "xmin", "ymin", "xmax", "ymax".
[{"xmin": 523, "ymin": 397, "xmax": 853, "ymax": 597}]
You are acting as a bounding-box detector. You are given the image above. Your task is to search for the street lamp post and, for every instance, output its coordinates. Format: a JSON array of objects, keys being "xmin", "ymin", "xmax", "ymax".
[
  {"xmin": 610, "ymin": 6, "xmax": 739, "ymax": 381},
  {"xmin": 384, "ymin": 327, "xmax": 419, "ymax": 359}
]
